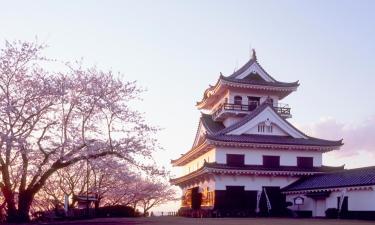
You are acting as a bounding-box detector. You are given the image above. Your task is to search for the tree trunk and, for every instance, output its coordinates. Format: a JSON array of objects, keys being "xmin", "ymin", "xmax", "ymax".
[
  {"xmin": 6, "ymin": 191, "xmax": 34, "ymax": 223},
  {"xmin": 1, "ymin": 186, "xmax": 18, "ymax": 223}
]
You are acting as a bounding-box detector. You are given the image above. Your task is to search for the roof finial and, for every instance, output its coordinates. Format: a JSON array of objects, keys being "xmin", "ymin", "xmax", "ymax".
[{"xmin": 251, "ymin": 48, "xmax": 257, "ymax": 61}]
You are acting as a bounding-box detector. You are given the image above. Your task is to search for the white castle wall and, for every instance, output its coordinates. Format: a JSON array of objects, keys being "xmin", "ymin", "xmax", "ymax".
[
  {"xmin": 215, "ymin": 147, "xmax": 323, "ymax": 167},
  {"xmin": 286, "ymin": 186, "xmax": 375, "ymax": 217},
  {"xmin": 326, "ymin": 188, "xmax": 375, "ymax": 211},
  {"xmin": 214, "ymin": 174, "xmax": 299, "ymax": 191},
  {"xmin": 181, "ymin": 147, "xmax": 323, "ymax": 176},
  {"xmin": 223, "ymin": 117, "xmax": 242, "ymax": 127},
  {"xmin": 183, "ymin": 149, "xmax": 215, "ymax": 175}
]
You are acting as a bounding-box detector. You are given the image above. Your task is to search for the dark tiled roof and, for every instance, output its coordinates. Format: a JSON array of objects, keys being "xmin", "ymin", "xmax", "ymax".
[
  {"xmin": 170, "ymin": 162, "xmax": 344, "ymax": 185},
  {"xmin": 205, "ymin": 162, "xmax": 344, "ymax": 173},
  {"xmin": 282, "ymin": 166, "xmax": 375, "ymax": 192},
  {"xmin": 221, "ymin": 75, "xmax": 299, "ymax": 88},
  {"xmin": 228, "ymin": 58, "xmax": 259, "ymax": 78},
  {"xmin": 225, "ymin": 58, "xmax": 298, "ymax": 87},
  {"xmin": 201, "ymin": 113, "xmax": 225, "ymax": 134},
  {"xmin": 206, "ymin": 134, "xmax": 343, "ymax": 147}
]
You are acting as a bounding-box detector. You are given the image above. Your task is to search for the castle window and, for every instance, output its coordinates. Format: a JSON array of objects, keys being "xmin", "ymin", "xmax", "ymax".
[
  {"xmin": 258, "ymin": 124, "xmax": 265, "ymax": 132},
  {"xmin": 258, "ymin": 120, "xmax": 273, "ymax": 133},
  {"xmin": 234, "ymin": 96, "xmax": 242, "ymax": 105},
  {"xmin": 266, "ymin": 125, "xmax": 273, "ymax": 133},
  {"xmin": 297, "ymin": 157, "xmax": 313, "ymax": 168},
  {"xmin": 263, "ymin": 155, "xmax": 280, "ymax": 168},
  {"xmin": 226, "ymin": 154, "xmax": 245, "ymax": 167}
]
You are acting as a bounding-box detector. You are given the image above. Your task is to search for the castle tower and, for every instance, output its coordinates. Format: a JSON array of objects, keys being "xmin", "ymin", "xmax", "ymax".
[{"xmin": 171, "ymin": 50, "xmax": 343, "ymax": 217}]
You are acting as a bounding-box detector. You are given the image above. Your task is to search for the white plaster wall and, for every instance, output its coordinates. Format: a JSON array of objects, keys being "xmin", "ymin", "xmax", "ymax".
[
  {"xmin": 183, "ymin": 149, "xmax": 216, "ymax": 175},
  {"xmin": 286, "ymin": 194, "xmax": 317, "ymax": 212},
  {"xmin": 244, "ymin": 123, "xmax": 289, "ymax": 136},
  {"xmin": 216, "ymin": 147, "xmax": 323, "ymax": 167},
  {"xmin": 286, "ymin": 186, "xmax": 375, "ymax": 217},
  {"xmin": 326, "ymin": 188, "xmax": 375, "ymax": 211},
  {"xmin": 223, "ymin": 117, "xmax": 242, "ymax": 127},
  {"xmin": 214, "ymin": 174, "xmax": 299, "ymax": 191}
]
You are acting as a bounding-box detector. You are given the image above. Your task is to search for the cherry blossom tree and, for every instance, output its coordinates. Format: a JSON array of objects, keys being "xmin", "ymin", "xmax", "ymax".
[
  {"xmin": 0, "ymin": 40, "xmax": 159, "ymax": 223},
  {"xmin": 137, "ymin": 180, "xmax": 177, "ymax": 216}
]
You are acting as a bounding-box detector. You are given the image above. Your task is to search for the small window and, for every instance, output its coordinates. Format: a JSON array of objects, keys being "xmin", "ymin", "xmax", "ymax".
[
  {"xmin": 258, "ymin": 124, "xmax": 265, "ymax": 132},
  {"xmin": 263, "ymin": 155, "xmax": 280, "ymax": 168},
  {"xmin": 258, "ymin": 123, "xmax": 272, "ymax": 133},
  {"xmin": 297, "ymin": 157, "xmax": 313, "ymax": 168},
  {"xmin": 234, "ymin": 96, "xmax": 242, "ymax": 105},
  {"xmin": 266, "ymin": 125, "xmax": 273, "ymax": 133},
  {"xmin": 226, "ymin": 154, "xmax": 245, "ymax": 167}
]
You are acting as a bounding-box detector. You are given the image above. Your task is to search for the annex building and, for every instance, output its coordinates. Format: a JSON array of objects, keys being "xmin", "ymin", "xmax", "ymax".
[{"xmin": 170, "ymin": 50, "xmax": 375, "ymax": 219}]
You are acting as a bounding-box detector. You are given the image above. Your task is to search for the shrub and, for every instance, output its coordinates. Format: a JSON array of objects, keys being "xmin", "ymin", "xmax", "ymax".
[
  {"xmin": 325, "ymin": 208, "xmax": 338, "ymax": 219},
  {"xmin": 97, "ymin": 205, "xmax": 137, "ymax": 217}
]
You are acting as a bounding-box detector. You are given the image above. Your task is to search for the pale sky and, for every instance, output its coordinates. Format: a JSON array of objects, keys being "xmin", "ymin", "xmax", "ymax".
[{"xmin": 2, "ymin": 0, "xmax": 375, "ymax": 212}]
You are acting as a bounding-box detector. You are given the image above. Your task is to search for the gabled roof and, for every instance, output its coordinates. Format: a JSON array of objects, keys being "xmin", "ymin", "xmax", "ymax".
[
  {"xmin": 210, "ymin": 102, "xmax": 306, "ymax": 137},
  {"xmin": 172, "ymin": 105, "xmax": 342, "ymax": 166},
  {"xmin": 191, "ymin": 113, "xmax": 225, "ymax": 149},
  {"xmin": 206, "ymin": 102, "xmax": 342, "ymax": 146},
  {"xmin": 228, "ymin": 50, "xmax": 276, "ymax": 81},
  {"xmin": 220, "ymin": 75, "xmax": 299, "ymax": 88},
  {"xmin": 197, "ymin": 51, "xmax": 299, "ymax": 108},
  {"xmin": 282, "ymin": 166, "xmax": 375, "ymax": 192}
]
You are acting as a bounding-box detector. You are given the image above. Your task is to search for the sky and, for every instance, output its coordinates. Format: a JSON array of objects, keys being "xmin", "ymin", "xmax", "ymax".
[{"xmin": 1, "ymin": 0, "xmax": 375, "ymax": 212}]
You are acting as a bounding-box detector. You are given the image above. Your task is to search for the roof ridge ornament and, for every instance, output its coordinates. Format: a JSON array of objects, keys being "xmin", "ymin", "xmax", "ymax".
[{"xmin": 251, "ymin": 49, "xmax": 257, "ymax": 61}]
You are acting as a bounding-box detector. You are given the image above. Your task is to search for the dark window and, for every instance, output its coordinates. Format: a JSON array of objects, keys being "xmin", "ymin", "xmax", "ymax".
[
  {"xmin": 297, "ymin": 157, "xmax": 313, "ymax": 168},
  {"xmin": 234, "ymin": 96, "xmax": 242, "ymax": 105},
  {"xmin": 258, "ymin": 124, "xmax": 265, "ymax": 132},
  {"xmin": 248, "ymin": 96, "xmax": 260, "ymax": 111},
  {"xmin": 226, "ymin": 154, "xmax": 245, "ymax": 167},
  {"xmin": 263, "ymin": 155, "xmax": 280, "ymax": 168}
]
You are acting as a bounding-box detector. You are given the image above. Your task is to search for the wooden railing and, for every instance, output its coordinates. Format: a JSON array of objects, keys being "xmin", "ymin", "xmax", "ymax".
[{"xmin": 213, "ymin": 103, "xmax": 291, "ymax": 119}]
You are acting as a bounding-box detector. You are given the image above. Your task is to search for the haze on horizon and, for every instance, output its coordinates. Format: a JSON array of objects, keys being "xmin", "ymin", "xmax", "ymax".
[{"xmin": 1, "ymin": 0, "xmax": 375, "ymax": 212}]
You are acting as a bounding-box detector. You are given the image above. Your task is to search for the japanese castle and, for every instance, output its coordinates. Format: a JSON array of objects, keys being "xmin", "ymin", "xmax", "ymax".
[{"xmin": 171, "ymin": 50, "xmax": 375, "ymax": 219}]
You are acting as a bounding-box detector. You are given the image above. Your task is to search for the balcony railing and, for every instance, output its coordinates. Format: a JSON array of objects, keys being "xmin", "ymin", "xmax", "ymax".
[{"xmin": 213, "ymin": 102, "xmax": 291, "ymax": 120}]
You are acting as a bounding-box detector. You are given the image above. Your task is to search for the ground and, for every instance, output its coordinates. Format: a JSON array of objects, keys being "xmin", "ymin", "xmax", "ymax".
[{"xmin": 29, "ymin": 216, "xmax": 375, "ymax": 225}]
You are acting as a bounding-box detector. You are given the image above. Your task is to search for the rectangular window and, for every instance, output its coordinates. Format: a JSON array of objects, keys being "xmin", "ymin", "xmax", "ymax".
[
  {"xmin": 258, "ymin": 124, "xmax": 265, "ymax": 132},
  {"xmin": 226, "ymin": 154, "xmax": 245, "ymax": 167},
  {"xmin": 263, "ymin": 155, "xmax": 280, "ymax": 168},
  {"xmin": 297, "ymin": 157, "xmax": 314, "ymax": 168}
]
